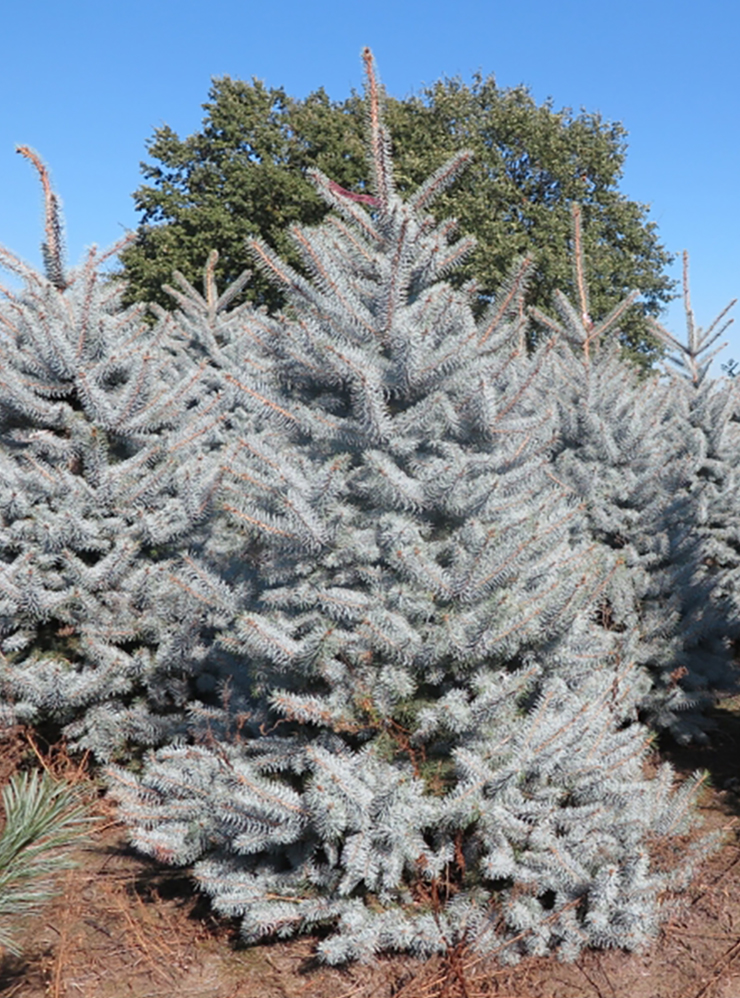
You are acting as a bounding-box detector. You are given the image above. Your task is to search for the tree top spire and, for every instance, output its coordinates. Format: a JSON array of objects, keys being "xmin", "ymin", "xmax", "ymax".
[
  {"xmin": 16, "ymin": 145, "xmax": 68, "ymax": 291},
  {"xmin": 361, "ymin": 46, "xmax": 393, "ymax": 207}
]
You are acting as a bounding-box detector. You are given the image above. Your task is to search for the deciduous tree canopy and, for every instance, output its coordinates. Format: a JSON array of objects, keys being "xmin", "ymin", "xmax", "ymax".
[{"xmin": 111, "ymin": 71, "xmax": 676, "ymax": 371}]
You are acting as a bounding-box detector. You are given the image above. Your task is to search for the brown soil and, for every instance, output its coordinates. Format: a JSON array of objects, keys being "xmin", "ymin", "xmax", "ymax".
[{"xmin": 2, "ymin": 700, "xmax": 740, "ymax": 998}]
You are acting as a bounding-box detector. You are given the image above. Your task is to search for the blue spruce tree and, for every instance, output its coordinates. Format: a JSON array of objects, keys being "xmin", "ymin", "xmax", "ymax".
[
  {"xmin": 646, "ymin": 253, "xmax": 740, "ymax": 714},
  {"xmin": 0, "ymin": 148, "xmax": 228, "ymax": 760},
  {"xmin": 107, "ymin": 50, "xmax": 718, "ymax": 964},
  {"xmin": 529, "ymin": 213, "xmax": 740, "ymax": 743}
]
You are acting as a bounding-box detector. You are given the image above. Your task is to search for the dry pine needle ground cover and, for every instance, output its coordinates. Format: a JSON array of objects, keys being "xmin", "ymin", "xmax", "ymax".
[{"xmin": 2, "ymin": 700, "xmax": 740, "ymax": 998}]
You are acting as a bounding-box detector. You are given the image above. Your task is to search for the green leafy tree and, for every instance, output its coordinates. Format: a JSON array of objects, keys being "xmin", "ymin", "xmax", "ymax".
[{"xmin": 111, "ymin": 70, "xmax": 675, "ymax": 372}]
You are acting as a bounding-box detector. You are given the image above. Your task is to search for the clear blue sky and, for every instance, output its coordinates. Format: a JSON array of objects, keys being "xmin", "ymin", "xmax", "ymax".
[{"xmin": 2, "ymin": 0, "xmax": 738, "ymax": 372}]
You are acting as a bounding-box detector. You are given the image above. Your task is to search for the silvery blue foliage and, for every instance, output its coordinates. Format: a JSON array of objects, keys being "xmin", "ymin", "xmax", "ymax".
[
  {"xmin": 109, "ymin": 653, "xmax": 712, "ymax": 964},
  {"xmin": 0, "ymin": 153, "xmax": 231, "ymax": 760},
  {"xmin": 105, "ymin": 52, "xmax": 724, "ymax": 963},
  {"xmin": 529, "ymin": 242, "xmax": 740, "ymax": 743},
  {"xmin": 1, "ymin": 57, "xmax": 733, "ymax": 963},
  {"xmin": 646, "ymin": 257, "xmax": 740, "ymax": 707}
]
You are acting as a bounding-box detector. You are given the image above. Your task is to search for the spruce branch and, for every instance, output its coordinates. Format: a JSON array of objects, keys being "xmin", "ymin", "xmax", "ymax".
[
  {"xmin": 478, "ymin": 256, "xmax": 535, "ymax": 348},
  {"xmin": 648, "ymin": 251, "xmax": 736, "ymax": 385},
  {"xmin": 15, "ymin": 146, "xmax": 68, "ymax": 292},
  {"xmin": 571, "ymin": 204, "xmax": 592, "ymax": 333},
  {"xmin": 308, "ymin": 170, "xmax": 383, "ymax": 243},
  {"xmin": 361, "ymin": 46, "xmax": 394, "ymax": 209},
  {"xmin": 204, "ymin": 248, "xmax": 219, "ymax": 312},
  {"xmin": 408, "ymin": 150, "xmax": 476, "ymax": 214}
]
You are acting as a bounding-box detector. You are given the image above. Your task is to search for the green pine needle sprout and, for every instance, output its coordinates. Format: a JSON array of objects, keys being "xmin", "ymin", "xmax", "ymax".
[{"xmin": 0, "ymin": 770, "xmax": 96, "ymax": 957}]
